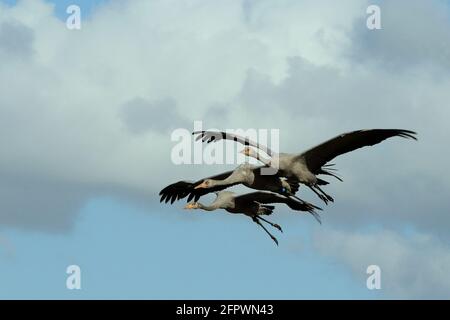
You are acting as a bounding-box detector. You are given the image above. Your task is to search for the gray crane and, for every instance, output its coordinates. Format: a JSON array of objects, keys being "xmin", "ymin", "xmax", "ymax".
[
  {"xmin": 193, "ymin": 129, "xmax": 417, "ymax": 204},
  {"xmin": 184, "ymin": 190, "xmax": 316, "ymax": 245},
  {"xmin": 159, "ymin": 163, "xmax": 322, "ymax": 223}
]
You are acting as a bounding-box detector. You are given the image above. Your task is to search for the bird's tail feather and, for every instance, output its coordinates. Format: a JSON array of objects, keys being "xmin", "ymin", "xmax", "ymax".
[
  {"xmin": 289, "ymin": 195, "xmax": 322, "ymax": 212},
  {"xmin": 320, "ymin": 168, "xmax": 343, "ymax": 182},
  {"xmin": 318, "ymin": 163, "xmax": 343, "ymax": 182},
  {"xmin": 288, "ymin": 196, "xmax": 322, "ymax": 224},
  {"xmin": 309, "ymin": 210, "xmax": 322, "ymax": 225}
]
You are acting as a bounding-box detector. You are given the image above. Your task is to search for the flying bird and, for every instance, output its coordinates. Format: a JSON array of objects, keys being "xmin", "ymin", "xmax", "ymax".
[
  {"xmin": 184, "ymin": 190, "xmax": 319, "ymax": 245},
  {"xmin": 193, "ymin": 129, "xmax": 417, "ymax": 204},
  {"xmin": 159, "ymin": 163, "xmax": 321, "ymax": 223}
]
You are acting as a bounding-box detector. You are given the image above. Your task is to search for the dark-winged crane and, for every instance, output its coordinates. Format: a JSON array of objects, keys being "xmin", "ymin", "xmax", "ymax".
[
  {"xmin": 193, "ymin": 129, "xmax": 417, "ymax": 204},
  {"xmin": 184, "ymin": 190, "xmax": 317, "ymax": 245}
]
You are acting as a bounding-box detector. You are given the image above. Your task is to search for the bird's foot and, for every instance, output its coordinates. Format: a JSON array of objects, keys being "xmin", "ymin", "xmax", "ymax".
[
  {"xmin": 271, "ymin": 236, "xmax": 279, "ymax": 246},
  {"xmin": 274, "ymin": 224, "xmax": 283, "ymax": 233}
]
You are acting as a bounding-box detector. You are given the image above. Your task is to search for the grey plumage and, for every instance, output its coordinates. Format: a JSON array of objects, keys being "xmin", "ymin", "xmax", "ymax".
[
  {"xmin": 184, "ymin": 190, "xmax": 320, "ymax": 245},
  {"xmin": 159, "ymin": 128, "xmax": 418, "ymax": 246},
  {"xmin": 193, "ymin": 129, "xmax": 417, "ymax": 204},
  {"xmin": 159, "ymin": 163, "xmax": 312, "ymax": 208}
]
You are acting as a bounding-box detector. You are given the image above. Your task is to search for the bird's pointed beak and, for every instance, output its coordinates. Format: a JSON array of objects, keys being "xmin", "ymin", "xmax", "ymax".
[
  {"xmin": 239, "ymin": 149, "xmax": 247, "ymax": 156},
  {"xmin": 184, "ymin": 203, "xmax": 196, "ymax": 209},
  {"xmin": 194, "ymin": 181, "xmax": 207, "ymax": 189}
]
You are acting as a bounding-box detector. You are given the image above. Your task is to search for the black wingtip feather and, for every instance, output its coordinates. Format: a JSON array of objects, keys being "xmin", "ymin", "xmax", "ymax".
[{"xmin": 396, "ymin": 129, "xmax": 418, "ymax": 141}]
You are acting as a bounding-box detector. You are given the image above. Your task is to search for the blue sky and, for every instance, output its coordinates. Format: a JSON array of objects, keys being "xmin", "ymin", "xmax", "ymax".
[
  {"xmin": 0, "ymin": 0, "xmax": 449, "ymax": 299},
  {"xmin": 0, "ymin": 197, "xmax": 376, "ymax": 299},
  {"xmin": 0, "ymin": 0, "xmax": 371, "ymax": 299}
]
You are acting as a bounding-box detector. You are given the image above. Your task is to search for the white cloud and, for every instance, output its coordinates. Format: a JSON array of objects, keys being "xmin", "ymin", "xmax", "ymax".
[
  {"xmin": 119, "ymin": 97, "xmax": 188, "ymax": 134},
  {"xmin": 314, "ymin": 228, "xmax": 450, "ymax": 299},
  {"xmin": 0, "ymin": 0, "xmax": 364, "ymax": 230},
  {"xmin": 1, "ymin": 0, "xmax": 450, "ymax": 298},
  {"xmin": 0, "ymin": 0, "xmax": 449, "ymax": 240}
]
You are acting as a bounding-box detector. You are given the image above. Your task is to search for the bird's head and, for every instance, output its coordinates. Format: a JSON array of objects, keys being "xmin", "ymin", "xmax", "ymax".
[
  {"xmin": 280, "ymin": 180, "xmax": 292, "ymax": 194},
  {"xmin": 194, "ymin": 179, "xmax": 213, "ymax": 189},
  {"xmin": 184, "ymin": 202, "xmax": 200, "ymax": 210},
  {"xmin": 240, "ymin": 146, "xmax": 257, "ymax": 159}
]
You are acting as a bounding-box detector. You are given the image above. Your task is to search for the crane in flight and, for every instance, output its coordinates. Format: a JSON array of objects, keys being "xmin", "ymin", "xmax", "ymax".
[{"xmin": 193, "ymin": 129, "xmax": 417, "ymax": 204}]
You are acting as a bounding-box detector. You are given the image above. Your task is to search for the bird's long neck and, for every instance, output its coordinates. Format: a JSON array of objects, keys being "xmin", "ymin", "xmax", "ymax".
[
  {"xmin": 197, "ymin": 202, "xmax": 220, "ymax": 211},
  {"xmin": 210, "ymin": 173, "xmax": 241, "ymax": 187},
  {"xmin": 255, "ymin": 151, "xmax": 272, "ymax": 166}
]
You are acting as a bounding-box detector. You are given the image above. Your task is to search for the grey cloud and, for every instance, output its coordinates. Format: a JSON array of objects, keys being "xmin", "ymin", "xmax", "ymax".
[
  {"xmin": 233, "ymin": 57, "xmax": 450, "ymax": 238},
  {"xmin": 0, "ymin": 21, "xmax": 34, "ymax": 59},
  {"xmin": 321, "ymin": 172, "xmax": 450, "ymax": 237},
  {"xmin": 1, "ymin": 0, "xmax": 449, "ymax": 245},
  {"xmin": 201, "ymin": 102, "xmax": 232, "ymax": 127},
  {"xmin": 120, "ymin": 97, "xmax": 189, "ymax": 134},
  {"xmin": 348, "ymin": 0, "xmax": 450, "ymax": 72},
  {"xmin": 0, "ymin": 169, "xmax": 166, "ymax": 232},
  {"xmin": 0, "ymin": 173, "xmax": 89, "ymax": 232},
  {"xmin": 0, "ymin": 0, "xmax": 443, "ymax": 298},
  {"xmin": 314, "ymin": 228, "xmax": 450, "ymax": 299},
  {"xmin": 239, "ymin": 56, "xmax": 449, "ymax": 124}
]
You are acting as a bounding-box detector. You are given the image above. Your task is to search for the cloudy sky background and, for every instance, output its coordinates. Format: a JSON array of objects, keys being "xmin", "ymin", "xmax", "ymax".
[{"xmin": 0, "ymin": 0, "xmax": 449, "ymax": 299}]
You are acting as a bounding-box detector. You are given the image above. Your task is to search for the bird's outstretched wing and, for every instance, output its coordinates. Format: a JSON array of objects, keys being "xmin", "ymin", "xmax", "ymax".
[
  {"xmin": 192, "ymin": 130, "xmax": 274, "ymax": 156},
  {"xmin": 297, "ymin": 129, "xmax": 417, "ymax": 173},
  {"xmin": 159, "ymin": 170, "xmax": 237, "ymax": 204}
]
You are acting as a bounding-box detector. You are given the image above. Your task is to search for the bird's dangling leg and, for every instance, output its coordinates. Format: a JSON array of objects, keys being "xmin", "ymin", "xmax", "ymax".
[
  {"xmin": 256, "ymin": 216, "xmax": 283, "ymax": 233},
  {"xmin": 252, "ymin": 217, "xmax": 279, "ymax": 246},
  {"xmin": 315, "ymin": 185, "xmax": 334, "ymax": 203}
]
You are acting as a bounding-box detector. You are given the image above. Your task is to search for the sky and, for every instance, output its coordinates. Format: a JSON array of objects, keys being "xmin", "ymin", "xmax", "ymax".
[{"xmin": 0, "ymin": 0, "xmax": 449, "ymax": 299}]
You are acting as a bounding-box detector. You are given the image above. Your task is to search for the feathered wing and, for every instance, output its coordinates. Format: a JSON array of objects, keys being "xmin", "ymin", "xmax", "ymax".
[
  {"xmin": 297, "ymin": 129, "xmax": 417, "ymax": 173},
  {"xmin": 234, "ymin": 191, "xmax": 320, "ymax": 213},
  {"xmin": 234, "ymin": 191, "xmax": 322, "ymax": 224},
  {"xmin": 159, "ymin": 170, "xmax": 237, "ymax": 204},
  {"xmin": 192, "ymin": 130, "xmax": 275, "ymax": 156}
]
